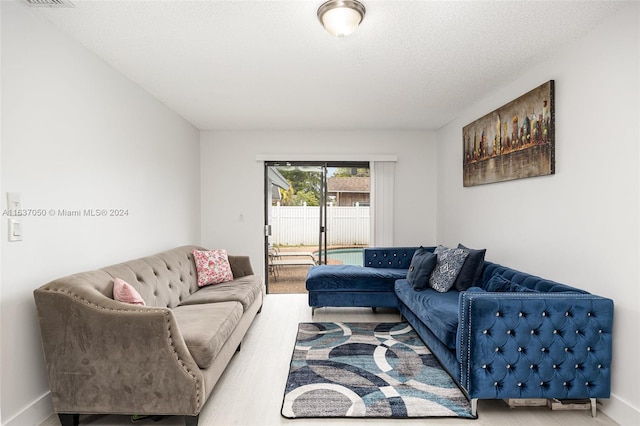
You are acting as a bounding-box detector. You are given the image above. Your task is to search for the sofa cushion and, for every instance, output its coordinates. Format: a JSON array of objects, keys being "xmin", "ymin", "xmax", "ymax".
[
  {"xmin": 180, "ymin": 275, "xmax": 262, "ymax": 311},
  {"xmin": 101, "ymin": 245, "xmax": 204, "ymax": 309},
  {"xmin": 406, "ymin": 248, "xmax": 437, "ymax": 291},
  {"xmin": 364, "ymin": 247, "xmax": 423, "ymax": 269},
  {"xmin": 172, "ymin": 301, "xmax": 243, "ymax": 369},
  {"xmin": 481, "ymin": 262, "xmax": 588, "ymax": 293},
  {"xmin": 306, "ymin": 265, "xmax": 407, "ymax": 292},
  {"xmin": 453, "ymin": 244, "xmax": 486, "ymax": 291},
  {"xmin": 395, "ymin": 279, "xmax": 460, "ymax": 350},
  {"xmin": 429, "ymin": 246, "xmax": 469, "ymax": 292},
  {"xmin": 193, "ymin": 249, "xmax": 234, "ymax": 287},
  {"xmin": 113, "ymin": 278, "xmax": 146, "ymax": 306},
  {"xmin": 485, "ymin": 274, "xmax": 538, "ymax": 293}
]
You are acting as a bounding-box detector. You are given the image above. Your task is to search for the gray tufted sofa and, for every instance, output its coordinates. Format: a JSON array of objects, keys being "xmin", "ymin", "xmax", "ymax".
[{"xmin": 33, "ymin": 245, "xmax": 263, "ymax": 426}]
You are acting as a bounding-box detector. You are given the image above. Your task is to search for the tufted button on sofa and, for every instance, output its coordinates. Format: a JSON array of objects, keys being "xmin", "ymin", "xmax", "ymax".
[{"xmin": 33, "ymin": 245, "xmax": 264, "ymax": 426}]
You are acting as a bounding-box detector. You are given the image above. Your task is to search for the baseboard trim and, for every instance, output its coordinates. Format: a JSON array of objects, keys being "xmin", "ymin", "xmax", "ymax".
[
  {"xmin": 6, "ymin": 388, "xmax": 638, "ymax": 426},
  {"xmin": 4, "ymin": 391, "xmax": 52, "ymax": 426},
  {"xmin": 600, "ymin": 392, "xmax": 640, "ymax": 425}
]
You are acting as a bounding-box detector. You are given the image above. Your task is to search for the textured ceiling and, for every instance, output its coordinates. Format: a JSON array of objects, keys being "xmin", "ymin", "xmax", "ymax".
[{"xmin": 30, "ymin": 0, "xmax": 629, "ymax": 131}]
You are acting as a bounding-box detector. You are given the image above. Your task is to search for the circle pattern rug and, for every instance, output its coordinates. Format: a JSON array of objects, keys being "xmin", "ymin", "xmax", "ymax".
[{"xmin": 281, "ymin": 322, "xmax": 475, "ymax": 419}]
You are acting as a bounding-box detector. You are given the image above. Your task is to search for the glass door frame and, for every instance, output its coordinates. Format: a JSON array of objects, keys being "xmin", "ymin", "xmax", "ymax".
[{"xmin": 263, "ymin": 160, "xmax": 369, "ymax": 292}]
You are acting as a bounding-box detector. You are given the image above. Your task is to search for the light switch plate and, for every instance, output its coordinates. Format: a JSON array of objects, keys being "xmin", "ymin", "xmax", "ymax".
[{"xmin": 9, "ymin": 219, "xmax": 22, "ymax": 242}]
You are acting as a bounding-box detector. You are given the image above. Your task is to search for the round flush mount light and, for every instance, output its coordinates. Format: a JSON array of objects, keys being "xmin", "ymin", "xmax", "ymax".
[{"xmin": 317, "ymin": 0, "xmax": 366, "ymax": 37}]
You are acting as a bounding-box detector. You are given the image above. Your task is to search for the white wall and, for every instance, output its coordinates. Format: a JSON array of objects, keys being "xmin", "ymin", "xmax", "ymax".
[
  {"xmin": 436, "ymin": 3, "xmax": 639, "ymax": 424},
  {"xmin": 0, "ymin": 2, "xmax": 4, "ymax": 424},
  {"xmin": 200, "ymin": 131, "xmax": 438, "ymax": 276},
  {"xmin": 0, "ymin": 2, "xmax": 201, "ymax": 425}
]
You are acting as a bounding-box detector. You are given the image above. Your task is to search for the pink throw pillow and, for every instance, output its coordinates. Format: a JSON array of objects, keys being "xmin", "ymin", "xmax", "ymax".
[
  {"xmin": 113, "ymin": 278, "xmax": 146, "ymax": 306},
  {"xmin": 193, "ymin": 249, "xmax": 234, "ymax": 287}
]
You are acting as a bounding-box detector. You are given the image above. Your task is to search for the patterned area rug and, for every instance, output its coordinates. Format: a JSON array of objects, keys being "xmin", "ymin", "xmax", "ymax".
[{"xmin": 281, "ymin": 322, "xmax": 475, "ymax": 419}]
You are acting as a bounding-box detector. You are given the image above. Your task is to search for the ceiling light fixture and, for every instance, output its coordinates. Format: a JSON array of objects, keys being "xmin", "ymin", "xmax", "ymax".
[{"xmin": 317, "ymin": 0, "xmax": 366, "ymax": 37}]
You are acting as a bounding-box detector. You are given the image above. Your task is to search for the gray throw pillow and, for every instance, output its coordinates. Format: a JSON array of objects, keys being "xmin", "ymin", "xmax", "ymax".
[
  {"xmin": 406, "ymin": 247, "xmax": 437, "ymax": 291},
  {"xmin": 429, "ymin": 245, "xmax": 469, "ymax": 292}
]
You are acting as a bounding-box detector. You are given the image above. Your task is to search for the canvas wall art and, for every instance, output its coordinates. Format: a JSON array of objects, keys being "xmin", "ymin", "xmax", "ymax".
[{"xmin": 463, "ymin": 80, "xmax": 555, "ymax": 187}]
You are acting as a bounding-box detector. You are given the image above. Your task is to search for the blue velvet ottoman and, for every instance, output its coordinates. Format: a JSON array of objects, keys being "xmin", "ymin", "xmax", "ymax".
[{"xmin": 305, "ymin": 247, "xmax": 420, "ymax": 314}]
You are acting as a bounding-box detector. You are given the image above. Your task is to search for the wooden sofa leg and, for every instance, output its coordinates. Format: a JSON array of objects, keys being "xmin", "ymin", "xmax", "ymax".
[
  {"xmin": 591, "ymin": 398, "xmax": 597, "ymax": 417},
  {"xmin": 58, "ymin": 414, "xmax": 79, "ymax": 426},
  {"xmin": 185, "ymin": 414, "xmax": 199, "ymax": 426}
]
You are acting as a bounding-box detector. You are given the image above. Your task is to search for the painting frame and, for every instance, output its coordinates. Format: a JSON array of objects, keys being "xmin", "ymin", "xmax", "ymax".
[{"xmin": 463, "ymin": 80, "xmax": 555, "ymax": 187}]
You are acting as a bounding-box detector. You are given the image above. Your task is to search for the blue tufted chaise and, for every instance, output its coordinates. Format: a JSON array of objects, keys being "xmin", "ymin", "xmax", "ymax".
[
  {"xmin": 306, "ymin": 246, "xmax": 614, "ymax": 417},
  {"xmin": 305, "ymin": 247, "xmax": 418, "ymax": 314}
]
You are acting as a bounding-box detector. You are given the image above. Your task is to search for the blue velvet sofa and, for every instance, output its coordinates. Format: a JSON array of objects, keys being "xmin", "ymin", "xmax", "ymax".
[
  {"xmin": 306, "ymin": 246, "xmax": 614, "ymax": 417},
  {"xmin": 305, "ymin": 247, "xmax": 416, "ymax": 313}
]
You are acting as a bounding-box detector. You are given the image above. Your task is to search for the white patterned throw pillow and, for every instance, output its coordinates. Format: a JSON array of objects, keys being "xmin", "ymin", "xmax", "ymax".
[{"xmin": 429, "ymin": 245, "xmax": 469, "ymax": 292}]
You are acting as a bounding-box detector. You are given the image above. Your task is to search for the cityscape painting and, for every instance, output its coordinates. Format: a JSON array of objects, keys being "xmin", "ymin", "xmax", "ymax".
[{"xmin": 463, "ymin": 80, "xmax": 555, "ymax": 187}]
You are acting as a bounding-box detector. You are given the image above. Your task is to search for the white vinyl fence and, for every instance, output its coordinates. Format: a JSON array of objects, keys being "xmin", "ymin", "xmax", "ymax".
[{"xmin": 271, "ymin": 204, "xmax": 370, "ymax": 246}]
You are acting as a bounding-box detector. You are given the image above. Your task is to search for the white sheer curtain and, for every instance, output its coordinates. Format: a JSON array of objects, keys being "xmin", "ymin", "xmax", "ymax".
[{"xmin": 370, "ymin": 161, "xmax": 396, "ymax": 247}]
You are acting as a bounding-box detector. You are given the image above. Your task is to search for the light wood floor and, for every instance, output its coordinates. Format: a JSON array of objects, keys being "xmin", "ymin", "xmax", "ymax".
[{"xmin": 41, "ymin": 294, "xmax": 618, "ymax": 426}]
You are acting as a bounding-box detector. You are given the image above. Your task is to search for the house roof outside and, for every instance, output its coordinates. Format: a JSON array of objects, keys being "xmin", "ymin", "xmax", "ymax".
[
  {"xmin": 268, "ymin": 168, "xmax": 290, "ymax": 190},
  {"xmin": 327, "ymin": 177, "xmax": 370, "ymax": 193}
]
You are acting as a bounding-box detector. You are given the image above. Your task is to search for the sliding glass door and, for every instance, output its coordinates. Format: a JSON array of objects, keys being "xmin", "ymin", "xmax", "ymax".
[{"xmin": 264, "ymin": 161, "xmax": 370, "ymax": 293}]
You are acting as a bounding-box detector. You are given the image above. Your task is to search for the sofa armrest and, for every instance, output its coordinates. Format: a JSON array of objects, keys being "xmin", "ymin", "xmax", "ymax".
[
  {"xmin": 458, "ymin": 291, "xmax": 613, "ymax": 400},
  {"xmin": 363, "ymin": 247, "xmax": 428, "ymax": 269},
  {"xmin": 33, "ymin": 285, "xmax": 204, "ymax": 416},
  {"xmin": 228, "ymin": 255, "xmax": 254, "ymax": 278}
]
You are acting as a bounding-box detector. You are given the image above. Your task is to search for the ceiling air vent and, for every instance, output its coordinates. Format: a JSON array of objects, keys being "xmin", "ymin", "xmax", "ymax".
[{"xmin": 22, "ymin": 0, "xmax": 74, "ymax": 7}]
